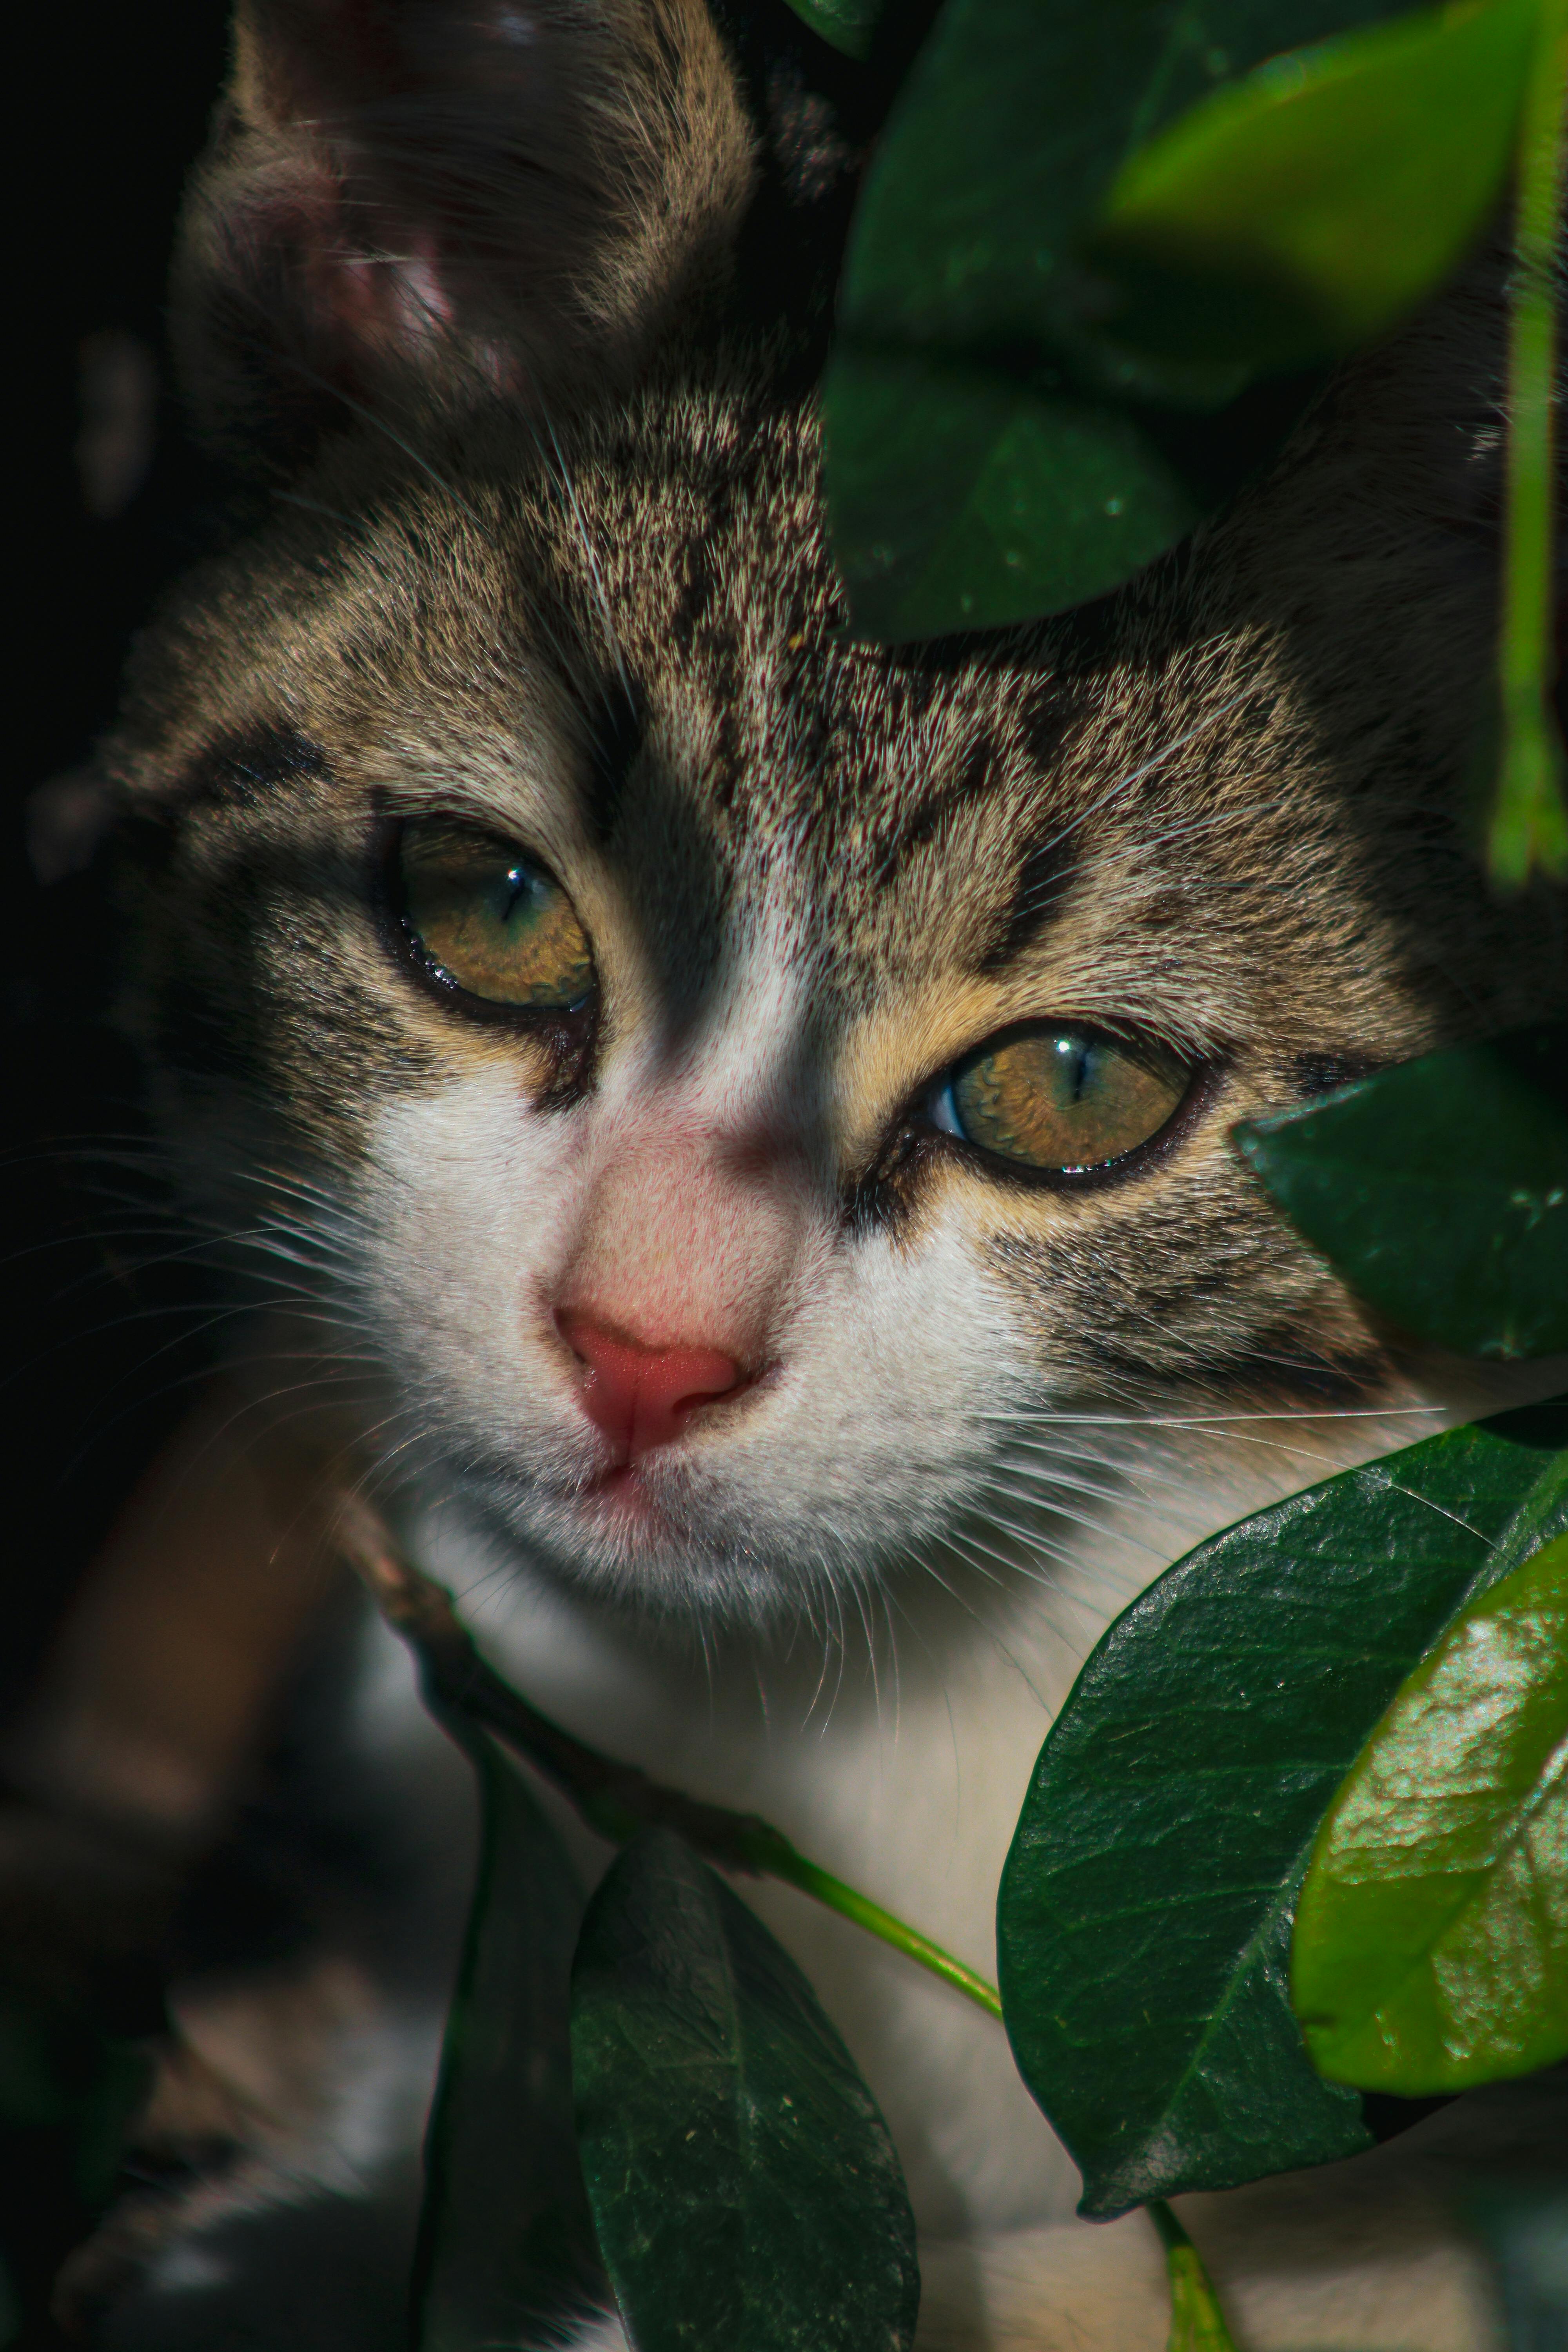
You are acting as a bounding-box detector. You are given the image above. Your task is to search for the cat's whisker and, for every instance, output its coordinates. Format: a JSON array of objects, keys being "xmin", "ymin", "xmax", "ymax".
[{"xmin": 971, "ymin": 1401, "xmax": 1446, "ymax": 1427}]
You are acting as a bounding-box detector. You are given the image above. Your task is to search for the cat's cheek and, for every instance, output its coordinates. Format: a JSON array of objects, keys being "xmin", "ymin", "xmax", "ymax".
[{"xmin": 354, "ymin": 1071, "xmax": 594, "ymax": 1440}]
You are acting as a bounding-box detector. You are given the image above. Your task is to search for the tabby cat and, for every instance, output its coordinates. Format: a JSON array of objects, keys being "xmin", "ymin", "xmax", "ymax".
[{"xmin": 31, "ymin": 0, "xmax": 1568, "ymax": 2339}]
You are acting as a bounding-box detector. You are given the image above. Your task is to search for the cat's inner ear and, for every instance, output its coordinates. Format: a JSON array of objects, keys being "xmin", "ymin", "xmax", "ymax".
[{"xmin": 175, "ymin": 0, "xmax": 757, "ymax": 463}]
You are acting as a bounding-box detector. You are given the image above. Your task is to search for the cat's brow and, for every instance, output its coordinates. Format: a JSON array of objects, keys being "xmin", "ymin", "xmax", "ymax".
[
  {"xmin": 982, "ymin": 690, "xmax": 1257, "ymax": 965},
  {"xmin": 169, "ymin": 725, "xmax": 328, "ymax": 814},
  {"xmin": 873, "ymin": 735, "xmax": 1004, "ymax": 891}
]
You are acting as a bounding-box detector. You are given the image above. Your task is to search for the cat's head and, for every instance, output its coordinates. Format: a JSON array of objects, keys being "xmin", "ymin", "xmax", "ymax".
[{"xmin": 106, "ymin": 0, "xmax": 1564, "ymax": 1622}]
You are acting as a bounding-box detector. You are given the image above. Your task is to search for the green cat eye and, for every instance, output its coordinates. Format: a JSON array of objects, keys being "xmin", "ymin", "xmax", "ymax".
[
  {"xmin": 397, "ymin": 819, "xmax": 594, "ymax": 1011},
  {"xmin": 938, "ymin": 1026, "xmax": 1190, "ymax": 1174}
]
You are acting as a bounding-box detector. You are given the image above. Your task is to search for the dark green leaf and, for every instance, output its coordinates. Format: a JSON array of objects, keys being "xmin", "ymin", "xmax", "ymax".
[
  {"xmin": 1293, "ymin": 1526, "xmax": 1568, "ymax": 2094},
  {"xmin": 996, "ymin": 1398, "xmax": 1568, "ymax": 2216},
  {"xmin": 1087, "ymin": 0, "xmax": 1535, "ymax": 372},
  {"xmin": 415, "ymin": 1731, "xmax": 599, "ymax": 2352},
  {"xmin": 824, "ymin": 0, "xmax": 1462, "ymax": 634},
  {"xmin": 1235, "ymin": 1024, "xmax": 1568, "ymax": 1359},
  {"xmin": 822, "ymin": 349, "xmax": 1201, "ymax": 638},
  {"xmin": 778, "ymin": 0, "xmax": 882, "ymax": 57},
  {"xmin": 571, "ymin": 1828, "xmax": 918, "ymax": 2352},
  {"xmin": 839, "ymin": 0, "xmax": 1411, "ymax": 361}
]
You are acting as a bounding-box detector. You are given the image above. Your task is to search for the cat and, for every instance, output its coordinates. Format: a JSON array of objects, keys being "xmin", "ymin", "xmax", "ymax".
[{"xmin": 19, "ymin": 0, "xmax": 1568, "ymax": 2341}]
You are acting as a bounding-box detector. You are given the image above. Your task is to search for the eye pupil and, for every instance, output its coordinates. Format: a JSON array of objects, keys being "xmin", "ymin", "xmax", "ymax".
[
  {"xmin": 1057, "ymin": 1034, "xmax": 1092, "ymax": 1103},
  {"xmin": 945, "ymin": 1025, "xmax": 1188, "ymax": 1175}
]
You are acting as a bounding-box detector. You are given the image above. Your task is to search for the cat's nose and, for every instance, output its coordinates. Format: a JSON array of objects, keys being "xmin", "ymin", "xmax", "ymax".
[{"xmin": 557, "ymin": 1315, "xmax": 746, "ymax": 1457}]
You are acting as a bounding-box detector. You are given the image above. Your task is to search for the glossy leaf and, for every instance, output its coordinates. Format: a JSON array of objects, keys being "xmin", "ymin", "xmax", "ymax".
[
  {"xmin": 1235, "ymin": 1024, "xmax": 1568, "ymax": 1359},
  {"xmin": 415, "ymin": 1730, "xmax": 599, "ymax": 2352},
  {"xmin": 822, "ymin": 349, "xmax": 1201, "ymax": 639},
  {"xmin": 824, "ymin": 0, "xmax": 1415, "ymax": 633},
  {"xmin": 1293, "ymin": 1528, "xmax": 1568, "ymax": 2094},
  {"xmin": 570, "ymin": 1828, "xmax": 918, "ymax": 2352},
  {"xmin": 996, "ymin": 1398, "xmax": 1568, "ymax": 2216},
  {"xmin": 1088, "ymin": 0, "xmax": 1535, "ymax": 371}
]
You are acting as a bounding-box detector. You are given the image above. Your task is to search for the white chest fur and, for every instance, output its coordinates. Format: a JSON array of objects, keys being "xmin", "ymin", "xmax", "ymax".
[{"xmin": 401, "ymin": 1396, "xmax": 1463, "ymax": 2241}]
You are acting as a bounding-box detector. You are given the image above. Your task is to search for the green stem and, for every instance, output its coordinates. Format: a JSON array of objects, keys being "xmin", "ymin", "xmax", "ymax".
[
  {"xmin": 1148, "ymin": 2202, "xmax": 1241, "ymax": 2352},
  {"xmin": 1491, "ymin": 0, "xmax": 1568, "ymax": 887},
  {"xmin": 763, "ymin": 1847, "xmax": 1004, "ymax": 2015}
]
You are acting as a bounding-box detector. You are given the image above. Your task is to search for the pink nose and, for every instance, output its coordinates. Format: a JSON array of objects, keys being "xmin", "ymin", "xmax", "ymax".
[{"xmin": 558, "ymin": 1316, "xmax": 746, "ymax": 1457}]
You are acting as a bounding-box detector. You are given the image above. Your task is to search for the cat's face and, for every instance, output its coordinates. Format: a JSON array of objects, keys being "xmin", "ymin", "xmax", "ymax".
[
  {"xmin": 113, "ymin": 367, "xmax": 1559, "ymax": 1621},
  {"xmin": 107, "ymin": 0, "xmax": 1562, "ymax": 1622}
]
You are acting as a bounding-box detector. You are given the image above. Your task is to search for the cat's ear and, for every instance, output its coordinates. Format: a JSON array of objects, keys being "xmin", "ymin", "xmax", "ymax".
[
  {"xmin": 173, "ymin": 0, "xmax": 757, "ymax": 465},
  {"xmin": 1208, "ymin": 246, "xmax": 1515, "ymax": 646}
]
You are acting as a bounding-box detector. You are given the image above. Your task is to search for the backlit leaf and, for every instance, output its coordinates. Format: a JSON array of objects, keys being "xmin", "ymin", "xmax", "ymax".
[
  {"xmin": 1235, "ymin": 1024, "xmax": 1568, "ymax": 1359},
  {"xmin": 996, "ymin": 1398, "xmax": 1568, "ymax": 2216},
  {"xmin": 1293, "ymin": 1528, "xmax": 1568, "ymax": 2094},
  {"xmin": 1088, "ymin": 0, "xmax": 1535, "ymax": 371},
  {"xmin": 415, "ymin": 1731, "xmax": 599, "ymax": 2352},
  {"xmin": 570, "ymin": 1828, "xmax": 918, "ymax": 2352}
]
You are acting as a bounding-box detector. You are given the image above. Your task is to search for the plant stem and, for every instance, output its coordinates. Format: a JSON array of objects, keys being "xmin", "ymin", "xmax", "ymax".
[
  {"xmin": 1492, "ymin": 0, "xmax": 1568, "ymax": 887},
  {"xmin": 1148, "ymin": 2201, "xmax": 1241, "ymax": 2352},
  {"xmin": 334, "ymin": 1497, "xmax": 1002, "ymax": 2017},
  {"xmin": 765, "ymin": 1847, "xmax": 1003, "ymax": 2015}
]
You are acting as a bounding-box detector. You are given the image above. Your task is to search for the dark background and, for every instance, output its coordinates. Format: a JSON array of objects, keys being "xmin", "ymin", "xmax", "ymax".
[{"xmin": 7, "ymin": 1, "xmax": 232, "ymax": 1708}]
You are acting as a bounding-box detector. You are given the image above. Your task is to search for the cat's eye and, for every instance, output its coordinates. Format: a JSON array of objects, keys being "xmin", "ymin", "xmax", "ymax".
[
  {"xmin": 933, "ymin": 1025, "xmax": 1191, "ymax": 1174},
  {"xmin": 395, "ymin": 819, "xmax": 594, "ymax": 1011}
]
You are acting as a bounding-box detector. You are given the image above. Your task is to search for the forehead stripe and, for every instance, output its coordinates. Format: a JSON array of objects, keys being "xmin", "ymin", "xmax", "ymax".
[{"xmin": 172, "ymin": 723, "xmax": 327, "ymax": 813}]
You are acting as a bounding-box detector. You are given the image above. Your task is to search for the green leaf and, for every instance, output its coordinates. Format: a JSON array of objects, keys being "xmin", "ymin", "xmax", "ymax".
[
  {"xmin": 822, "ymin": 349, "xmax": 1201, "ymax": 638},
  {"xmin": 824, "ymin": 0, "xmax": 1418, "ymax": 633},
  {"xmin": 1087, "ymin": 0, "xmax": 1537, "ymax": 372},
  {"xmin": 1293, "ymin": 1526, "xmax": 1568, "ymax": 2094},
  {"xmin": 778, "ymin": 0, "xmax": 881, "ymax": 58},
  {"xmin": 996, "ymin": 1397, "xmax": 1568, "ymax": 2217},
  {"xmin": 1234, "ymin": 1024, "xmax": 1568, "ymax": 1359},
  {"xmin": 839, "ymin": 0, "xmax": 1412, "ymax": 361},
  {"xmin": 414, "ymin": 1731, "xmax": 599, "ymax": 2352},
  {"xmin": 570, "ymin": 1828, "xmax": 919, "ymax": 2352}
]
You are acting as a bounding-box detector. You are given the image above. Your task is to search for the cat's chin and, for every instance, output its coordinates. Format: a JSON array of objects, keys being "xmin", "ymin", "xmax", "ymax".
[{"xmin": 434, "ymin": 1451, "xmax": 884, "ymax": 1628}]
